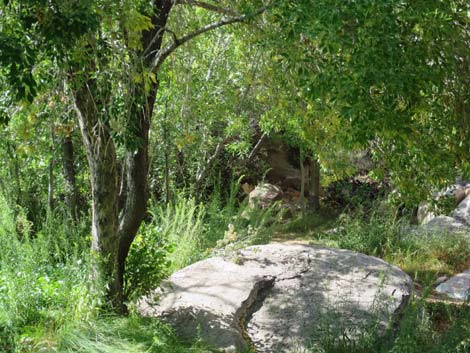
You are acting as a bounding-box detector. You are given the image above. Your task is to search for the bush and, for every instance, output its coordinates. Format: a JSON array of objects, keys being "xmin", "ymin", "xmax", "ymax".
[{"xmin": 124, "ymin": 182, "xmax": 285, "ymax": 301}]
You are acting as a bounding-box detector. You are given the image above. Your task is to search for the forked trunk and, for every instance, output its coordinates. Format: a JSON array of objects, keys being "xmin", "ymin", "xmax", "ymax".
[{"xmin": 71, "ymin": 0, "xmax": 173, "ymax": 311}]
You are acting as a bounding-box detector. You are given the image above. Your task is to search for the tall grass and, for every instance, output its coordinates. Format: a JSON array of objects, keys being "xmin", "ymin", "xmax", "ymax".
[
  {"xmin": 58, "ymin": 315, "xmax": 213, "ymax": 353},
  {"xmin": 0, "ymin": 197, "xmax": 97, "ymax": 352},
  {"xmin": 307, "ymin": 297, "xmax": 470, "ymax": 353},
  {"xmin": 125, "ymin": 182, "xmax": 284, "ymax": 300},
  {"xmin": 313, "ymin": 204, "xmax": 470, "ymax": 285}
]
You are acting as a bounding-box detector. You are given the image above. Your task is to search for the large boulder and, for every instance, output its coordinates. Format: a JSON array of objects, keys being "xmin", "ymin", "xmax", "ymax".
[
  {"xmin": 248, "ymin": 183, "xmax": 282, "ymax": 209},
  {"xmin": 138, "ymin": 243, "xmax": 412, "ymax": 353}
]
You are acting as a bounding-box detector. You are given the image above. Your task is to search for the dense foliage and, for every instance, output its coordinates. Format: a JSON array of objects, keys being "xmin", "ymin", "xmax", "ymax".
[{"xmin": 0, "ymin": 0, "xmax": 469, "ymax": 351}]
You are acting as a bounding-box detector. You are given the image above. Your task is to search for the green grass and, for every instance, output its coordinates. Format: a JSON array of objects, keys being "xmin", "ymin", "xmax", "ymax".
[
  {"xmin": 3, "ymin": 189, "xmax": 470, "ymax": 353},
  {"xmin": 56, "ymin": 315, "xmax": 215, "ymax": 353},
  {"xmin": 0, "ymin": 199, "xmax": 99, "ymax": 352},
  {"xmin": 289, "ymin": 205, "xmax": 470, "ymax": 286},
  {"xmin": 307, "ymin": 297, "xmax": 470, "ymax": 353},
  {"xmin": 271, "ymin": 208, "xmax": 338, "ymax": 241}
]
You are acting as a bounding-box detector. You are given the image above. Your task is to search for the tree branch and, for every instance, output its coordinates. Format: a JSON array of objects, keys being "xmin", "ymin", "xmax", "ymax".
[
  {"xmin": 247, "ymin": 132, "xmax": 267, "ymax": 162},
  {"xmin": 151, "ymin": 3, "xmax": 271, "ymax": 71},
  {"xmin": 195, "ymin": 135, "xmax": 236, "ymax": 189},
  {"xmin": 175, "ymin": 0, "xmax": 238, "ymax": 16}
]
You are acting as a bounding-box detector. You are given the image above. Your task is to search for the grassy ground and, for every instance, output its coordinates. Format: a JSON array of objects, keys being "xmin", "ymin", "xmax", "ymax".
[{"xmin": 2, "ymin": 193, "xmax": 470, "ymax": 353}]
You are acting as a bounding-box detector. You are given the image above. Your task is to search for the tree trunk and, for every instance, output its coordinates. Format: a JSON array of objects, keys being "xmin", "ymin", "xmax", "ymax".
[
  {"xmin": 114, "ymin": 0, "xmax": 173, "ymax": 308},
  {"xmin": 116, "ymin": 100, "xmax": 152, "ymax": 305},
  {"xmin": 162, "ymin": 105, "xmax": 171, "ymax": 204},
  {"xmin": 308, "ymin": 158, "xmax": 321, "ymax": 211},
  {"xmin": 300, "ymin": 149, "xmax": 306, "ymax": 214},
  {"xmin": 48, "ymin": 125, "xmax": 55, "ymax": 211},
  {"xmin": 73, "ymin": 81, "xmax": 122, "ymax": 309},
  {"xmin": 62, "ymin": 132, "xmax": 78, "ymax": 222},
  {"xmin": 164, "ymin": 136, "xmax": 171, "ymax": 204},
  {"xmin": 48, "ymin": 156, "xmax": 54, "ymax": 211},
  {"xmin": 6, "ymin": 141, "xmax": 22, "ymax": 209},
  {"xmin": 71, "ymin": 0, "xmax": 173, "ymax": 311}
]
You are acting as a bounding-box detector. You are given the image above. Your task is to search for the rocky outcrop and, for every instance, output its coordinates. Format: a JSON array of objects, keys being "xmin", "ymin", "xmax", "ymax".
[
  {"xmin": 411, "ymin": 194, "xmax": 470, "ymax": 237},
  {"xmin": 138, "ymin": 243, "xmax": 412, "ymax": 353},
  {"xmin": 422, "ymin": 216, "xmax": 467, "ymax": 233},
  {"xmin": 435, "ymin": 270, "xmax": 470, "ymax": 301},
  {"xmin": 417, "ymin": 182, "xmax": 470, "ymax": 225}
]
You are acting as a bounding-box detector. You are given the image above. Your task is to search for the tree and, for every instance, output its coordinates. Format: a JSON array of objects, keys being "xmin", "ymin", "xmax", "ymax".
[
  {"xmin": 0, "ymin": 0, "xmax": 272, "ymax": 310},
  {"xmin": 265, "ymin": 0, "xmax": 470, "ymax": 204}
]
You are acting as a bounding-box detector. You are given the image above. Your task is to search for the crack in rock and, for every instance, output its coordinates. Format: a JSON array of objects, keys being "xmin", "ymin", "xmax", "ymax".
[
  {"xmin": 236, "ymin": 262, "xmax": 311, "ymax": 352},
  {"xmin": 235, "ymin": 276, "xmax": 275, "ymax": 351}
]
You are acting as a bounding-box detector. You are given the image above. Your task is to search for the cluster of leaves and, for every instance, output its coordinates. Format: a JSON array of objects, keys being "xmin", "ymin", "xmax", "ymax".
[{"xmin": 265, "ymin": 0, "xmax": 470, "ymax": 204}]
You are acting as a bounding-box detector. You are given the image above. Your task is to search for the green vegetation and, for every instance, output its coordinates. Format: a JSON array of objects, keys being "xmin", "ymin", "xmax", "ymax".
[
  {"xmin": 308, "ymin": 298, "xmax": 470, "ymax": 353},
  {"xmin": 0, "ymin": 0, "xmax": 469, "ymax": 352},
  {"xmin": 2, "ymin": 193, "xmax": 470, "ymax": 352},
  {"xmin": 0, "ymin": 189, "xmax": 284, "ymax": 351}
]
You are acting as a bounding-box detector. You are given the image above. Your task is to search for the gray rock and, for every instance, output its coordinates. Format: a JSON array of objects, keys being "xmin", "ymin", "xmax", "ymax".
[
  {"xmin": 434, "ymin": 276, "xmax": 449, "ymax": 287},
  {"xmin": 138, "ymin": 243, "xmax": 412, "ymax": 353},
  {"xmin": 455, "ymin": 187, "xmax": 470, "ymax": 205},
  {"xmin": 248, "ymin": 183, "xmax": 282, "ymax": 209},
  {"xmin": 435, "ymin": 270, "xmax": 470, "ymax": 300},
  {"xmin": 451, "ymin": 194, "xmax": 470, "ymax": 226},
  {"xmin": 422, "ymin": 216, "xmax": 467, "ymax": 234},
  {"xmin": 416, "ymin": 183, "xmax": 470, "ymax": 225},
  {"xmin": 416, "ymin": 202, "xmax": 436, "ymax": 225}
]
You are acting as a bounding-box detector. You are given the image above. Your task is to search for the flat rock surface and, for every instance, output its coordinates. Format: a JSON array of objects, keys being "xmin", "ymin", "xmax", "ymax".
[
  {"xmin": 138, "ymin": 243, "xmax": 412, "ymax": 353},
  {"xmin": 436, "ymin": 270, "xmax": 470, "ymax": 301}
]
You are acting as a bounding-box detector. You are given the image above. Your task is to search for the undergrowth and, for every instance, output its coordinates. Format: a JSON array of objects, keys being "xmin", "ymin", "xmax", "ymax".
[
  {"xmin": 305, "ymin": 203, "xmax": 470, "ymax": 286},
  {"xmin": 308, "ymin": 298, "xmax": 470, "ymax": 353},
  {"xmin": 3, "ymin": 186, "xmax": 470, "ymax": 353},
  {"xmin": 126, "ymin": 182, "xmax": 284, "ymax": 299},
  {"xmin": 57, "ymin": 315, "xmax": 213, "ymax": 353},
  {"xmin": 0, "ymin": 198, "xmax": 97, "ymax": 352}
]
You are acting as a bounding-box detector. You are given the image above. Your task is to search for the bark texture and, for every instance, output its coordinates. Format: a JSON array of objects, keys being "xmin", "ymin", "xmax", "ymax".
[
  {"xmin": 71, "ymin": 0, "xmax": 173, "ymax": 311},
  {"xmin": 307, "ymin": 158, "xmax": 321, "ymax": 210}
]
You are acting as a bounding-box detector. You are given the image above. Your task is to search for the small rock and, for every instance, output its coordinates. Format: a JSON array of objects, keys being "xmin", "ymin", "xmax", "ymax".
[
  {"xmin": 416, "ymin": 202, "xmax": 435, "ymax": 225},
  {"xmin": 248, "ymin": 183, "xmax": 283, "ymax": 209},
  {"xmin": 434, "ymin": 276, "xmax": 449, "ymax": 287},
  {"xmin": 451, "ymin": 194, "xmax": 470, "ymax": 225},
  {"xmin": 435, "ymin": 270, "xmax": 470, "ymax": 300},
  {"xmin": 455, "ymin": 187, "xmax": 470, "ymax": 205}
]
